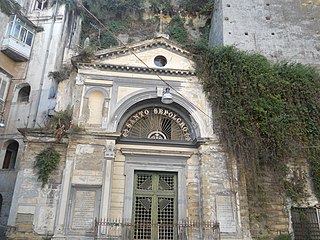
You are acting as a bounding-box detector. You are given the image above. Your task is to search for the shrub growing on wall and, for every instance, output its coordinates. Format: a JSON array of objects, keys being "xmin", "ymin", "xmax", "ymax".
[{"xmin": 34, "ymin": 147, "xmax": 61, "ymax": 187}]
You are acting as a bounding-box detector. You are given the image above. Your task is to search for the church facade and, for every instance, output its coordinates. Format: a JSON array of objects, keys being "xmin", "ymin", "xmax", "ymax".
[{"xmin": 6, "ymin": 38, "xmax": 248, "ymax": 239}]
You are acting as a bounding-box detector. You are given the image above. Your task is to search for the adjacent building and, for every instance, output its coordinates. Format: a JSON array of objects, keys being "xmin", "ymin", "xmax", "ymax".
[{"xmin": 0, "ymin": 0, "xmax": 80, "ymax": 238}]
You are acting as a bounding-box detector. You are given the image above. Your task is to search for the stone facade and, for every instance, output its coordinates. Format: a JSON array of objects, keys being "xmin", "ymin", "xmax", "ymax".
[{"xmin": 5, "ymin": 38, "xmax": 249, "ymax": 239}]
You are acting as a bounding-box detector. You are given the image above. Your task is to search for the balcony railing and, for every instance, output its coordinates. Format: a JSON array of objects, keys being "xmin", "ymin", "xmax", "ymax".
[{"xmin": 94, "ymin": 218, "xmax": 220, "ymax": 240}]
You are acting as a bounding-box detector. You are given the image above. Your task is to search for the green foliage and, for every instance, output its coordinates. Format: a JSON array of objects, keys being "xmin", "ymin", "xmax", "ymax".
[
  {"xmin": 48, "ymin": 66, "xmax": 72, "ymax": 82},
  {"xmin": 149, "ymin": 0, "xmax": 174, "ymax": 16},
  {"xmin": 100, "ymin": 32, "xmax": 118, "ymax": 49},
  {"xmin": 166, "ymin": 16, "xmax": 188, "ymax": 45},
  {"xmin": 79, "ymin": 0, "xmax": 213, "ymax": 50},
  {"xmin": 193, "ymin": 44, "xmax": 320, "ymax": 200},
  {"xmin": 45, "ymin": 107, "xmax": 73, "ymax": 141},
  {"xmin": 83, "ymin": 0, "xmax": 144, "ymax": 20},
  {"xmin": 34, "ymin": 147, "xmax": 60, "ymax": 187},
  {"xmin": 179, "ymin": 0, "xmax": 214, "ymax": 15},
  {"xmin": 284, "ymin": 167, "xmax": 308, "ymax": 202},
  {"xmin": 273, "ymin": 234, "xmax": 291, "ymax": 240}
]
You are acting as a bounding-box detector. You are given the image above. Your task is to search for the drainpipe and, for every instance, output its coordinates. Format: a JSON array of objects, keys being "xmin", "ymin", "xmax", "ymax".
[{"xmin": 31, "ymin": 0, "xmax": 60, "ymax": 128}]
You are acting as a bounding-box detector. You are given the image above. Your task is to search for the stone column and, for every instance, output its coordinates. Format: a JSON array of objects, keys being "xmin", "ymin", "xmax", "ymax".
[
  {"xmin": 52, "ymin": 158, "xmax": 74, "ymax": 239},
  {"xmin": 99, "ymin": 140, "xmax": 115, "ymax": 220}
]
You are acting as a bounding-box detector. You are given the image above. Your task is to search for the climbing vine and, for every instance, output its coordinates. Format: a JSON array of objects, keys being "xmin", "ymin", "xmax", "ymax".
[
  {"xmin": 191, "ymin": 43, "xmax": 320, "ymax": 200},
  {"xmin": 34, "ymin": 147, "xmax": 61, "ymax": 187}
]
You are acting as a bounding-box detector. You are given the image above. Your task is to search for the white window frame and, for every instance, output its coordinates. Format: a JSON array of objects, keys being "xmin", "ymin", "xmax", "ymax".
[
  {"xmin": 5, "ymin": 15, "xmax": 34, "ymax": 47},
  {"xmin": 34, "ymin": 0, "xmax": 48, "ymax": 10}
]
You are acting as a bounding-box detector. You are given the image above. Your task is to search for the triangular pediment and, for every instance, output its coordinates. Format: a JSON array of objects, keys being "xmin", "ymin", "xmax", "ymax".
[{"xmin": 77, "ymin": 37, "xmax": 195, "ymax": 74}]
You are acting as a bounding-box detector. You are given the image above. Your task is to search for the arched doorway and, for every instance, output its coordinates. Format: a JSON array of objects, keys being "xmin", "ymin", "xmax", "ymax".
[{"xmin": 2, "ymin": 140, "xmax": 19, "ymax": 169}]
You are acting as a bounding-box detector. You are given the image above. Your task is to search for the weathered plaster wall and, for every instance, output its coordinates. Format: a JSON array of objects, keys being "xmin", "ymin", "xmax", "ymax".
[
  {"xmin": 7, "ymin": 140, "xmax": 67, "ymax": 240},
  {"xmin": 3, "ymin": 4, "xmax": 82, "ymax": 135},
  {"xmin": 210, "ymin": 0, "xmax": 320, "ymax": 68},
  {"xmin": 0, "ymin": 170, "xmax": 17, "ymax": 237}
]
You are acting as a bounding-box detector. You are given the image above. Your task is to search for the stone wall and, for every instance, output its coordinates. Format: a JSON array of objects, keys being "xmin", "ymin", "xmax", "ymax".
[
  {"xmin": 247, "ymin": 173, "xmax": 289, "ymax": 239},
  {"xmin": 210, "ymin": 0, "xmax": 320, "ymax": 68},
  {"xmin": 7, "ymin": 138, "xmax": 67, "ymax": 240},
  {"xmin": 0, "ymin": 170, "xmax": 17, "ymax": 238}
]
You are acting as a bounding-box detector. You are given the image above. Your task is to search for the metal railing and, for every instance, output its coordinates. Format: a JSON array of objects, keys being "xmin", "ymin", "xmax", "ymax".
[{"xmin": 94, "ymin": 218, "xmax": 220, "ymax": 240}]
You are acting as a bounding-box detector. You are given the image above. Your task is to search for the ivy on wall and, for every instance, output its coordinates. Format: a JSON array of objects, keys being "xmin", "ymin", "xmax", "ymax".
[
  {"xmin": 191, "ymin": 43, "xmax": 320, "ymax": 200},
  {"xmin": 34, "ymin": 147, "xmax": 61, "ymax": 187}
]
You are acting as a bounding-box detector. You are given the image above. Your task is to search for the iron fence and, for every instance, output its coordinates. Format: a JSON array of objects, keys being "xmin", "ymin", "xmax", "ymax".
[
  {"xmin": 291, "ymin": 207, "xmax": 320, "ymax": 240},
  {"xmin": 94, "ymin": 219, "xmax": 220, "ymax": 240}
]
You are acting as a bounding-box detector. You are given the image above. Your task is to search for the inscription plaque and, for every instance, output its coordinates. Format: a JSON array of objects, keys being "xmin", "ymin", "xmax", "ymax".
[
  {"xmin": 216, "ymin": 195, "xmax": 237, "ymax": 233},
  {"xmin": 71, "ymin": 190, "xmax": 96, "ymax": 230}
]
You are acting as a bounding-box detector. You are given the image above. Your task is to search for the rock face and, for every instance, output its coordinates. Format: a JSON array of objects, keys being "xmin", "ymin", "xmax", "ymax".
[{"xmin": 80, "ymin": 0, "xmax": 210, "ymax": 46}]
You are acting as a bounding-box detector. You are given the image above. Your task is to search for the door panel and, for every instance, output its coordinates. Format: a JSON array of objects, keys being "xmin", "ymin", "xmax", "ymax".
[{"xmin": 133, "ymin": 172, "xmax": 177, "ymax": 240}]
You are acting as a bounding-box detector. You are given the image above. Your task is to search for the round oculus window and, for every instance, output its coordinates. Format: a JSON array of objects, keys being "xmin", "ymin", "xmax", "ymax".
[{"xmin": 154, "ymin": 55, "xmax": 167, "ymax": 67}]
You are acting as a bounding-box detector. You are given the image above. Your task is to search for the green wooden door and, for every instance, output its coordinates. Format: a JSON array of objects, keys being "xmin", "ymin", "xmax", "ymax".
[{"xmin": 132, "ymin": 171, "xmax": 177, "ymax": 240}]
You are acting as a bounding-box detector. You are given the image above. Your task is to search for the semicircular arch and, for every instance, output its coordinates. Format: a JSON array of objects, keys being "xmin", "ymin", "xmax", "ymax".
[{"xmin": 108, "ymin": 89, "xmax": 208, "ymax": 139}]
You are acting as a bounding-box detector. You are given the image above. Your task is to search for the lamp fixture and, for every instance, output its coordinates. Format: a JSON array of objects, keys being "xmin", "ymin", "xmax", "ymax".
[
  {"xmin": 0, "ymin": 119, "xmax": 4, "ymax": 128},
  {"xmin": 161, "ymin": 87, "xmax": 173, "ymax": 104},
  {"xmin": 0, "ymin": 112, "xmax": 5, "ymax": 128}
]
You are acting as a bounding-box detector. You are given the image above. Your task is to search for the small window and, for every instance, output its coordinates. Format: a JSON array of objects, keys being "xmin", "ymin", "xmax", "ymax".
[
  {"xmin": 2, "ymin": 141, "xmax": 19, "ymax": 170},
  {"xmin": 154, "ymin": 55, "xmax": 167, "ymax": 67},
  {"xmin": 34, "ymin": 0, "xmax": 48, "ymax": 10},
  {"xmin": 17, "ymin": 85, "xmax": 30, "ymax": 103}
]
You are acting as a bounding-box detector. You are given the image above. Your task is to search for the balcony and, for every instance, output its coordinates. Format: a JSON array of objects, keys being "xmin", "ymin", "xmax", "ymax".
[
  {"xmin": 0, "ymin": 15, "xmax": 35, "ymax": 62},
  {"xmin": 1, "ymin": 36, "xmax": 32, "ymax": 61}
]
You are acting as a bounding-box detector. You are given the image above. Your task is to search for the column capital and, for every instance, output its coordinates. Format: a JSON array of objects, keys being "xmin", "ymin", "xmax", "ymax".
[{"xmin": 104, "ymin": 140, "xmax": 116, "ymax": 159}]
